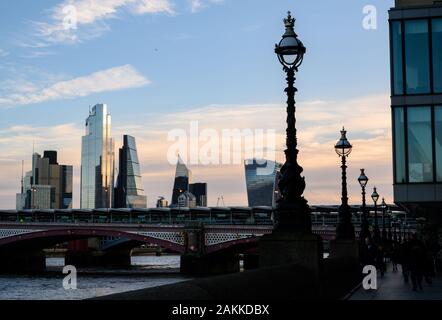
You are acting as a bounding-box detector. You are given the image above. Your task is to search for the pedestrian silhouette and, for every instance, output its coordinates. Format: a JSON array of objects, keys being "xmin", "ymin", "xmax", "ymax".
[{"xmin": 407, "ymin": 233, "xmax": 426, "ymax": 291}]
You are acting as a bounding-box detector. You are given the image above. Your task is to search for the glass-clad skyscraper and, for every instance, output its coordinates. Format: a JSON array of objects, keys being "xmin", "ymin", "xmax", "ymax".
[
  {"xmin": 80, "ymin": 104, "xmax": 115, "ymax": 209},
  {"xmin": 114, "ymin": 135, "xmax": 147, "ymax": 208},
  {"xmin": 244, "ymin": 159, "xmax": 282, "ymax": 207},
  {"xmin": 389, "ymin": 0, "xmax": 442, "ymax": 222}
]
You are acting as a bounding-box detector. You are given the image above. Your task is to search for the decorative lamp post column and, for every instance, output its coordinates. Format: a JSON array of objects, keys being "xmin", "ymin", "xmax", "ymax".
[
  {"xmin": 274, "ymin": 11, "xmax": 310, "ymax": 232},
  {"xmin": 371, "ymin": 187, "xmax": 381, "ymax": 243},
  {"xmin": 393, "ymin": 220, "xmax": 398, "ymax": 243},
  {"xmin": 381, "ymin": 198, "xmax": 388, "ymax": 242},
  {"xmin": 404, "ymin": 223, "xmax": 407, "ymax": 240},
  {"xmin": 334, "ymin": 128, "xmax": 355, "ymax": 240},
  {"xmin": 358, "ymin": 169, "xmax": 370, "ymax": 242},
  {"xmin": 398, "ymin": 219, "xmax": 403, "ymax": 243},
  {"xmin": 387, "ymin": 208, "xmax": 393, "ymax": 241}
]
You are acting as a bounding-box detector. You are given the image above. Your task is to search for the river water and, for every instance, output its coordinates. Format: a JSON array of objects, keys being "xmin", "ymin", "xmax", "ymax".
[
  {"xmin": 0, "ymin": 254, "xmax": 331, "ymax": 300},
  {"xmin": 0, "ymin": 255, "xmax": 188, "ymax": 300}
]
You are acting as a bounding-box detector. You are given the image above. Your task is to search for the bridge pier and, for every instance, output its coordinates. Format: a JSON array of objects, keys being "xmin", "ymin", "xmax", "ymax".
[
  {"xmin": 0, "ymin": 249, "xmax": 46, "ymax": 273},
  {"xmin": 242, "ymin": 253, "xmax": 260, "ymax": 270},
  {"xmin": 180, "ymin": 222, "xmax": 240, "ymax": 275}
]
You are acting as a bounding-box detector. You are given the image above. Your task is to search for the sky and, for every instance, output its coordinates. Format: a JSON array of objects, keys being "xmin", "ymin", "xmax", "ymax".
[{"xmin": 0, "ymin": 0, "xmax": 395, "ymax": 209}]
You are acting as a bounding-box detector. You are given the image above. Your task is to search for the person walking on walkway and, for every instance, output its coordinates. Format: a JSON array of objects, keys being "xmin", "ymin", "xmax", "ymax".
[
  {"xmin": 398, "ymin": 239, "xmax": 410, "ymax": 283},
  {"xmin": 362, "ymin": 237, "xmax": 384, "ymax": 276},
  {"xmin": 407, "ymin": 233, "xmax": 427, "ymax": 291},
  {"xmin": 391, "ymin": 242, "xmax": 399, "ymax": 272},
  {"xmin": 378, "ymin": 244, "xmax": 386, "ymax": 277}
]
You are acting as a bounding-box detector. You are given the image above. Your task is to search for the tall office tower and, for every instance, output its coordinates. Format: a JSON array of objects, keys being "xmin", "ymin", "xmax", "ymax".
[
  {"xmin": 114, "ymin": 135, "xmax": 147, "ymax": 208},
  {"xmin": 16, "ymin": 151, "xmax": 73, "ymax": 210},
  {"xmin": 81, "ymin": 104, "xmax": 115, "ymax": 209},
  {"xmin": 189, "ymin": 183, "xmax": 208, "ymax": 207},
  {"xmin": 244, "ymin": 159, "xmax": 282, "ymax": 207},
  {"xmin": 389, "ymin": 1, "xmax": 442, "ymax": 224},
  {"xmin": 171, "ymin": 155, "xmax": 192, "ymax": 206}
]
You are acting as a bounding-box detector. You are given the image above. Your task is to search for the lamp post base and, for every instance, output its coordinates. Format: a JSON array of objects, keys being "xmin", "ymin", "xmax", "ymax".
[
  {"xmin": 275, "ymin": 203, "xmax": 312, "ymax": 233},
  {"xmin": 335, "ymin": 222, "xmax": 356, "ymax": 241},
  {"xmin": 329, "ymin": 239, "xmax": 359, "ymax": 259},
  {"xmin": 259, "ymin": 228, "xmax": 323, "ymax": 280}
]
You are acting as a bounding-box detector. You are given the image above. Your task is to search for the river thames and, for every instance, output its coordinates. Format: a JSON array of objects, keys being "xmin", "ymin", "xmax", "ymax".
[{"xmin": 0, "ymin": 255, "xmax": 188, "ymax": 300}]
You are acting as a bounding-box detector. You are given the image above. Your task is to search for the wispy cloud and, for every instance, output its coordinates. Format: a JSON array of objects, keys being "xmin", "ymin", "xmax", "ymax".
[
  {"xmin": 189, "ymin": 0, "xmax": 224, "ymax": 13},
  {"xmin": 190, "ymin": 0, "xmax": 202, "ymax": 12},
  {"xmin": 29, "ymin": 0, "xmax": 175, "ymax": 45},
  {"xmin": 21, "ymin": 50, "xmax": 57, "ymax": 59},
  {"xmin": 0, "ymin": 64, "xmax": 150, "ymax": 108}
]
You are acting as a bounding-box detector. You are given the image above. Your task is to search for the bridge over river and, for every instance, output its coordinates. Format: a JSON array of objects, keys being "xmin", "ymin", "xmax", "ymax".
[{"xmin": 0, "ymin": 206, "xmax": 415, "ymax": 274}]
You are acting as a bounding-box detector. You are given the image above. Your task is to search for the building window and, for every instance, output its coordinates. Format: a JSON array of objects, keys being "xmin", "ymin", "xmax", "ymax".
[
  {"xmin": 405, "ymin": 20, "xmax": 430, "ymax": 94},
  {"xmin": 407, "ymin": 107, "xmax": 433, "ymax": 183},
  {"xmin": 394, "ymin": 108, "xmax": 406, "ymax": 183},
  {"xmin": 392, "ymin": 21, "xmax": 404, "ymax": 95},
  {"xmin": 435, "ymin": 106, "xmax": 442, "ymax": 182},
  {"xmin": 432, "ymin": 19, "xmax": 442, "ymax": 93}
]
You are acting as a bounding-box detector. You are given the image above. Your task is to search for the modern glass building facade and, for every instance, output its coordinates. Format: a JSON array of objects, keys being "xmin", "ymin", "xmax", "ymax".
[
  {"xmin": 16, "ymin": 151, "xmax": 73, "ymax": 210},
  {"xmin": 389, "ymin": 0, "xmax": 442, "ymax": 222},
  {"xmin": 114, "ymin": 135, "xmax": 147, "ymax": 208},
  {"xmin": 80, "ymin": 104, "xmax": 115, "ymax": 209},
  {"xmin": 244, "ymin": 159, "xmax": 282, "ymax": 208}
]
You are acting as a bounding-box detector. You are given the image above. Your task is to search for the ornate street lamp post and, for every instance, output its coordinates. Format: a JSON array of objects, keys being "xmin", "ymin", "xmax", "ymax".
[
  {"xmin": 371, "ymin": 187, "xmax": 381, "ymax": 243},
  {"xmin": 334, "ymin": 128, "xmax": 355, "ymax": 240},
  {"xmin": 387, "ymin": 208, "xmax": 393, "ymax": 241},
  {"xmin": 260, "ymin": 12, "xmax": 323, "ymax": 276},
  {"xmin": 397, "ymin": 219, "xmax": 402, "ymax": 243},
  {"xmin": 358, "ymin": 169, "xmax": 370, "ymax": 242},
  {"xmin": 393, "ymin": 220, "xmax": 398, "ymax": 243},
  {"xmin": 274, "ymin": 11, "xmax": 310, "ymax": 232},
  {"xmin": 381, "ymin": 198, "xmax": 388, "ymax": 242}
]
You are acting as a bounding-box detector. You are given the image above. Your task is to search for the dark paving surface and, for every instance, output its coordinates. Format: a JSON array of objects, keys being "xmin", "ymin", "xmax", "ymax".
[{"xmin": 350, "ymin": 265, "xmax": 442, "ymax": 300}]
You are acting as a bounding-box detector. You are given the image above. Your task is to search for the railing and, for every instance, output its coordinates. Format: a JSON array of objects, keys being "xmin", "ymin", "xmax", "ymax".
[{"xmin": 0, "ymin": 207, "xmax": 416, "ymax": 230}]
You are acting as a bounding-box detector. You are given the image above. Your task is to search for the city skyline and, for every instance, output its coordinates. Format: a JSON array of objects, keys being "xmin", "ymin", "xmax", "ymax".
[{"xmin": 0, "ymin": 0, "xmax": 395, "ymax": 208}]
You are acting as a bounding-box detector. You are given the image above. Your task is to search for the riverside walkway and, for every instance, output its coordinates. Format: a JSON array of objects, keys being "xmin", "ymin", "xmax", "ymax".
[{"xmin": 349, "ymin": 265, "xmax": 442, "ymax": 300}]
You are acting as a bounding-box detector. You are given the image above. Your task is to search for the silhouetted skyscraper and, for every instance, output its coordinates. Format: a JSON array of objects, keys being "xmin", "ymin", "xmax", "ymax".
[
  {"xmin": 171, "ymin": 155, "xmax": 192, "ymax": 206},
  {"xmin": 244, "ymin": 159, "xmax": 282, "ymax": 207},
  {"xmin": 114, "ymin": 135, "xmax": 147, "ymax": 208},
  {"xmin": 80, "ymin": 104, "xmax": 115, "ymax": 209},
  {"xmin": 189, "ymin": 183, "xmax": 207, "ymax": 207}
]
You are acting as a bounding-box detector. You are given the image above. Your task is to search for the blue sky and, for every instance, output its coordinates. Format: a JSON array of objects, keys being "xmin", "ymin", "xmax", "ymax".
[{"xmin": 0, "ymin": 0, "xmax": 395, "ymax": 208}]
